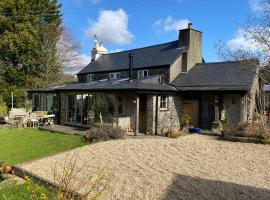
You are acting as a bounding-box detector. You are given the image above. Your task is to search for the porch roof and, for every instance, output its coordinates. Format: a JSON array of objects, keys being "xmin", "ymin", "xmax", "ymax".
[{"xmin": 28, "ymin": 78, "xmax": 176, "ymax": 93}]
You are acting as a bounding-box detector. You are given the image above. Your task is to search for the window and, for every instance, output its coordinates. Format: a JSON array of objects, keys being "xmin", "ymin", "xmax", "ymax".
[
  {"xmin": 87, "ymin": 74, "xmax": 94, "ymax": 82},
  {"xmin": 137, "ymin": 70, "xmax": 148, "ymax": 79},
  {"xmin": 160, "ymin": 96, "xmax": 168, "ymax": 110},
  {"xmin": 109, "ymin": 72, "xmax": 121, "ymax": 80}
]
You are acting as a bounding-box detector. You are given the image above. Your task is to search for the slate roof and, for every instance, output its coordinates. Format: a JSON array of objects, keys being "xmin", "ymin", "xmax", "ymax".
[
  {"xmin": 78, "ymin": 40, "xmax": 182, "ymax": 75},
  {"xmin": 29, "ymin": 76, "xmax": 176, "ymax": 93},
  {"xmin": 171, "ymin": 61, "xmax": 258, "ymax": 91},
  {"xmin": 29, "ymin": 82, "xmax": 78, "ymax": 93}
]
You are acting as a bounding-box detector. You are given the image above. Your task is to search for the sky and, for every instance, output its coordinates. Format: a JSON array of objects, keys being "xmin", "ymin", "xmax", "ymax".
[{"xmin": 59, "ymin": 0, "xmax": 262, "ymax": 74}]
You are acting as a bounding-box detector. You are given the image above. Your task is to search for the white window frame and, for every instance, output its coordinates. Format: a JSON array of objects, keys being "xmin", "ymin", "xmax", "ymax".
[
  {"xmin": 137, "ymin": 70, "xmax": 148, "ymax": 79},
  {"xmin": 87, "ymin": 74, "xmax": 94, "ymax": 82},
  {"xmin": 109, "ymin": 72, "xmax": 121, "ymax": 80},
  {"xmin": 160, "ymin": 96, "xmax": 169, "ymax": 110}
]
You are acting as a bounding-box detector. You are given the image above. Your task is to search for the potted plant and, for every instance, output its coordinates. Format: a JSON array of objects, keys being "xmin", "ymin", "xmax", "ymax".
[{"xmin": 180, "ymin": 113, "xmax": 191, "ymax": 131}]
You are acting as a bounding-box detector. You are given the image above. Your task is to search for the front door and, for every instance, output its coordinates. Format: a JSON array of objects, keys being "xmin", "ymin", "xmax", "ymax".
[
  {"xmin": 183, "ymin": 100, "xmax": 199, "ymax": 127},
  {"xmin": 139, "ymin": 95, "xmax": 147, "ymax": 133}
]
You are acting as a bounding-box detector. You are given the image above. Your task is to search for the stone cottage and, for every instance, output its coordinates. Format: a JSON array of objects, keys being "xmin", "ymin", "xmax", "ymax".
[{"xmin": 29, "ymin": 23, "xmax": 261, "ymax": 135}]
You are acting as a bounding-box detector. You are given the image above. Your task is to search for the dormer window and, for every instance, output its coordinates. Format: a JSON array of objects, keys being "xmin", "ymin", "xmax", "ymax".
[
  {"xmin": 87, "ymin": 74, "xmax": 94, "ymax": 82},
  {"xmin": 109, "ymin": 72, "xmax": 121, "ymax": 80},
  {"xmin": 137, "ymin": 70, "xmax": 148, "ymax": 79}
]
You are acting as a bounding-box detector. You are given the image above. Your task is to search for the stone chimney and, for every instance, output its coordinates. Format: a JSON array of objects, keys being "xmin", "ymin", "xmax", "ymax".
[
  {"xmin": 91, "ymin": 35, "xmax": 108, "ymax": 61},
  {"xmin": 178, "ymin": 23, "xmax": 203, "ymax": 72}
]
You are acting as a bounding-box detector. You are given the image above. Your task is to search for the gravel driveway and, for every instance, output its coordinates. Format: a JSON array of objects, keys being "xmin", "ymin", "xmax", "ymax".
[{"xmin": 20, "ymin": 135, "xmax": 270, "ymax": 200}]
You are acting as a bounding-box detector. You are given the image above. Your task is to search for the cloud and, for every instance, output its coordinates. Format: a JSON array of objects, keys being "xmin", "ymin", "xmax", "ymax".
[
  {"xmin": 153, "ymin": 16, "xmax": 189, "ymax": 33},
  {"xmin": 57, "ymin": 33, "xmax": 91, "ymax": 75},
  {"xmin": 64, "ymin": 53, "xmax": 91, "ymax": 75},
  {"xmin": 249, "ymin": 0, "xmax": 263, "ymax": 12},
  {"xmin": 110, "ymin": 49, "xmax": 123, "ymax": 53},
  {"xmin": 85, "ymin": 9, "xmax": 134, "ymax": 45},
  {"xmin": 226, "ymin": 28, "xmax": 261, "ymax": 52}
]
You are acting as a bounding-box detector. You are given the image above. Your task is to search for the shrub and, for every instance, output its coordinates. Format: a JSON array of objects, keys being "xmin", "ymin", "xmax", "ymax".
[
  {"xmin": 84, "ymin": 124, "xmax": 124, "ymax": 143},
  {"xmin": 166, "ymin": 128, "xmax": 183, "ymax": 138},
  {"xmin": 222, "ymin": 122, "xmax": 270, "ymax": 139},
  {"xmin": 0, "ymin": 102, "xmax": 8, "ymax": 117}
]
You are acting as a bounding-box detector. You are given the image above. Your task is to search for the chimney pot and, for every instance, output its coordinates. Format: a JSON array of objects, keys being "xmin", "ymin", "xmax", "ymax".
[{"xmin": 188, "ymin": 23, "xmax": 193, "ymax": 29}]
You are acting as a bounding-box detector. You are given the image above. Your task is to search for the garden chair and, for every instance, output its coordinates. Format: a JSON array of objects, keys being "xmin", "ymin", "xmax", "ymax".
[{"xmin": 8, "ymin": 108, "xmax": 28, "ymax": 127}]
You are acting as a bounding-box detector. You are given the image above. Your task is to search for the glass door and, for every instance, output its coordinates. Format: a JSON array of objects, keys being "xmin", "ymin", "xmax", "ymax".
[
  {"xmin": 67, "ymin": 95, "xmax": 76, "ymax": 123},
  {"xmin": 75, "ymin": 94, "xmax": 83, "ymax": 124}
]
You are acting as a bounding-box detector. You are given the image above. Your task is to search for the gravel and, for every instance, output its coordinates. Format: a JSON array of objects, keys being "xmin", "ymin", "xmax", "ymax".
[{"xmin": 20, "ymin": 135, "xmax": 270, "ymax": 200}]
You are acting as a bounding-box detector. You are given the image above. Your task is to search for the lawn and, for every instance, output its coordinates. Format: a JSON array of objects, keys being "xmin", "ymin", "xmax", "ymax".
[
  {"xmin": 0, "ymin": 128, "xmax": 83, "ymax": 165},
  {"xmin": 0, "ymin": 182, "xmax": 55, "ymax": 200}
]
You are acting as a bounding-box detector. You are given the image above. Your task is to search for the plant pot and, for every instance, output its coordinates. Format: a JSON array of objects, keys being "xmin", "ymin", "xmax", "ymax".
[{"xmin": 3, "ymin": 165, "xmax": 13, "ymax": 174}]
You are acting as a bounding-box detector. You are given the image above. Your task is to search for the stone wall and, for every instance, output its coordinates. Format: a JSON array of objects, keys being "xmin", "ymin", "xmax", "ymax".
[{"xmin": 156, "ymin": 95, "xmax": 181, "ymax": 135}]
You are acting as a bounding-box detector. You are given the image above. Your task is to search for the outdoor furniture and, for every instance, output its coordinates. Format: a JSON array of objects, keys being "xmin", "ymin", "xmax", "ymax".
[
  {"xmin": 29, "ymin": 113, "xmax": 39, "ymax": 128},
  {"xmin": 33, "ymin": 111, "xmax": 55, "ymax": 127},
  {"xmin": 9, "ymin": 108, "xmax": 28, "ymax": 127}
]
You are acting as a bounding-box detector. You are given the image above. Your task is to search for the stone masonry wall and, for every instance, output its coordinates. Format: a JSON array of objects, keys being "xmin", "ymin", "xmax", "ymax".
[{"xmin": 155, "ymin": 95, "xmax": 181, "ymax": 135}]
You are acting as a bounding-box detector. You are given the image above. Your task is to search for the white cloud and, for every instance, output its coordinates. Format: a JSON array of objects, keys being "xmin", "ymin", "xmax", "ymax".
[
  {"xmin": 62, "ymin": 52, "xmax": 91, "ymax": 75},
  {"xmin": 57, "ymin": 33, "xmax": 91, "ymax": 75},
  {"xmin": 226, "ymin": 28, "xmax": 261, "ymax": 52},
  {"xmin": 85, "ymin": 9, "xmax": 134, "ymax": 45},
  {"xmin": 110, "ymin": 49, "xmax": 123, "ymax": 53},
  {"xmin": 249, "ymin": 0, "xmax": 263, "ymax": 12},
  {"xmin": 153, "ymin": 16, "xmax": 190, "ymax": 33},
  {"xmin": 64, "ymin": 53, "xmax": 91, "ymax": 75}
]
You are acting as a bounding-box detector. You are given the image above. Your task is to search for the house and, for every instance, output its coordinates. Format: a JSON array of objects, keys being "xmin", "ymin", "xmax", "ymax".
[{"xmin": 28, "ymin": 23, "xmax": 261, "ymax": 135}]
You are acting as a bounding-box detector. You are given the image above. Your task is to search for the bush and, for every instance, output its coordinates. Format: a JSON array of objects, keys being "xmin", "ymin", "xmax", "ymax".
[
  {"xmin": 0, "ymin": 102, "xmax": 8, "ymax": 117},
  {"xmin": 166, "ymin": 128, "xmax": 184, "ymax": 138},
  {"xmin": 84, "ymin": 124, "xmax": 124, "ymax": 143},
  {"xmin": 222, "ymin": 122, "xmax": 270, "ymax": 139}
]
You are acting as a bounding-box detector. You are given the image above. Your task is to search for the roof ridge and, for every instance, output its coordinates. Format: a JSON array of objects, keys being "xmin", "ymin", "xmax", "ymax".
[
  {"xmin": 196, "ymin": 60, "xmax": 257, "ymax": 66},
  {"xmin": 105, "ymin": 40, "xmax": 178, "ymax": 55}
]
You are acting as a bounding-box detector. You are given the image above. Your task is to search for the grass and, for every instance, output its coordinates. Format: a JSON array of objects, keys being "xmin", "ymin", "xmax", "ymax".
[
  {"xmin": 0, "ymin": 182, "xmax": 55, "ymax": 200},
  {"xmin": 0, "ymin": 128, "xmax": 83, "ymax": 165}
]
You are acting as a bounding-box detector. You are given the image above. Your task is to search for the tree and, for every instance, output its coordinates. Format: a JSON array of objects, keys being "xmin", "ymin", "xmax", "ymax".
[
  {"xmin": 0, "ymin": 0, "xmax": 79, "ymax": 107},
  {"xmin": 216, "ymin": 0, "xmax": 270, "ymax": 82}
]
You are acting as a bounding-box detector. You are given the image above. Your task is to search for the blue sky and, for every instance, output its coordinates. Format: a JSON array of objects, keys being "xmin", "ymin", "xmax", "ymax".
[{"xmin": 59, "ymin": 0, "xmax": 260, "ymax": 74}]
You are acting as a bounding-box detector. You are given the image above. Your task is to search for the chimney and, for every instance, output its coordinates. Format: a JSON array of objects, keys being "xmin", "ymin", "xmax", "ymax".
[
  {"xmin": 178, "ymin": 23, "xmax": 203, "ymax": 72},
  {"xmin": 91, "ymin": 36, "xmax": 108, "ymax": 61},
  {"xmin": 129, "ymin": 54, "xmax": 134, "ymax": 82}
]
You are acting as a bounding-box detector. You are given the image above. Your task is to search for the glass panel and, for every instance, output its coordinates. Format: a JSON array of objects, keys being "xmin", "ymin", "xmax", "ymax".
[
  {"xmin": 95, "ymin": 94, "xmax": 114, "ymax": 124},
  {"xmin": 82, "ymin": 94, "xmax": 95, "ymax": 125},
  {"xmin": 67, "ymin": 95, "xmax": 76, "ymax": 123},
  {"xmin": 47, "ymin": 94, "xmax": 54, "ymax": 111},
  {"xmin": 76, "ymin": 94, "xmax": 82, "ymax": 124},
  {"xmin": 33, "ymin": 94, "xmax": 40, "ymax": 111}
]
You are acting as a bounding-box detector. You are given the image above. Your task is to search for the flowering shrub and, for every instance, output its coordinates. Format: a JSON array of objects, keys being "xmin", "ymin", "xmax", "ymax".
[{"xmin": 180, "ymin": 114, "xmax": 191, "ymax": 127}]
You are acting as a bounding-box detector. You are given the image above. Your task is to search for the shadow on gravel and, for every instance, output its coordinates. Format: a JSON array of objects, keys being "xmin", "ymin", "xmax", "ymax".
[{"xmin": 162, "ymin": 174, "xmax": 270, "ymax": 200}]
